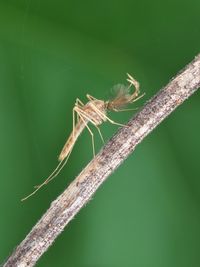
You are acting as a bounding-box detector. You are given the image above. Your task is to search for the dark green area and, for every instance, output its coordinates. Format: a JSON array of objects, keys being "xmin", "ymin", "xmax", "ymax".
[{"xmin": 0, "ymin": 1, "xmax": 200, "ymax": 266}]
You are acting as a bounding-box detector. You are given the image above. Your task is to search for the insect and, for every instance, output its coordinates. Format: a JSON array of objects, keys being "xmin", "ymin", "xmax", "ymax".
[{"xmin": 21, "ymin": 73, "xmax": 144, "ymax": 201}]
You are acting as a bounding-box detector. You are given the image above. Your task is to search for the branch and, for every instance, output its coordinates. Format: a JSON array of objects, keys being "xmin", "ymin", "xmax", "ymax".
[{"xmin": 3, "ymin": 55, "xmax": 200, "ymax": 267}]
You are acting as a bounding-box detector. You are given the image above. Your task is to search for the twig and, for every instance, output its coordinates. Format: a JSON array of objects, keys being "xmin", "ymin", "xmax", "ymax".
[{"xmin": 3, "ymin": 54, "xmax": 200, "ymax": 267}]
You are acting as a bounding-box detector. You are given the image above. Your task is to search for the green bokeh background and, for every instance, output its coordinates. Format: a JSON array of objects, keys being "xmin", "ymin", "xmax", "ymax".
[{"xmin": 0, "ymin": 1, "xmax": 200, "ymax": 266}]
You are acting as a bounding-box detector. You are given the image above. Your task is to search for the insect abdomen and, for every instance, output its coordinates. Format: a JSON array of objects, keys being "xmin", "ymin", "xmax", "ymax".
[{"xmin": 58, "ymin": 120, "xmax": 86, "ymax": 161}]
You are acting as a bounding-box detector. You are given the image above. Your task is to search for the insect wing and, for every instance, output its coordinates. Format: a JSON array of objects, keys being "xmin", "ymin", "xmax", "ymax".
[{"xmin": 109, "ymin": 84, "xmax": 131, "ymax": 109}]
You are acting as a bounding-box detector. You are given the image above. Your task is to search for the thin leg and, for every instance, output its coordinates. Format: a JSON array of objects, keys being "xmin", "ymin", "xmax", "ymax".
[
  {"xmin": 75, "ymin": 106, "xmax": 97, "ymax": 125},
  {"xmin": 112, "ymin": 107, "xmax": 138, "ymax": 112},
  {"xmin": 130, "ymin": 92, "xmax": 145, "ymax": 103},
  {"xmin": 76, "ymin": 110, "xmax": 80, "ymax": 123},
  {"xmin": 43, "ymin": 148, "xmax": 73, "ymax": 184},
  {"xmin": 75, "ymin": 99, "xmax": 84, "ymax": 123},
  {"xmin": 105, "ymin": 117, "xmax": 126, "ymax": 127},
  {"xmin": 95, "ymin": 125, "xmax": 105, "ymax": 144},
  {"xmin": 90, "ymin": 102, "xmax": 127, "ymax": 127},
  {"xmin": 39, "ymin": 109, "xmax": 87, "ymax": 186},
  {"xmin": 21, "ymin": 155, "xmax": 70, "ymax": 201},
  {"xmin": 75, "ymin": 109, "xmax": 96, "ymax": 157},
  {"xmin": 22, "ymin": 106, "xmax": 79, "ymax": 201},
  {"xmin": 76, "ymin": 107, "xmax": 105, "ymax": 144},
  {"xmin": 73, "ymin": 107, "xmax": 76, "ymax": 140},
  {"xmin": 126, "ymin": 73, "xmax": 140, "ymax": 93},
  {"xmin": 86, "ymin": 94, "xmax": 98, "ymax": 101},
  {"xmin": 76, "ymin": 98, "xmax": 84, "ymax": 106}
]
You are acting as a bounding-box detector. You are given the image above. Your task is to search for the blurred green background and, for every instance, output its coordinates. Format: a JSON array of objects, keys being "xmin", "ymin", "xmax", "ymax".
[{"xmin": 0, "ymin": 0, "xmax": 200, "ymax": 266}]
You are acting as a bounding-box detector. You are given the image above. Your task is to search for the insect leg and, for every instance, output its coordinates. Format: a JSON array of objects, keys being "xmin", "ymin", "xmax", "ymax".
[
  {"xmin": 76, "ymin": 107, "xmax": 105, "ymax": 144},
  {"xmin": 75, "ymin": 99, "xmax": 84, "ymax": 123},
  {"xmin": 73, "ymin": 107, "xmax": 76, "ymax": 140},
  {"xmin": 101, "ymin": 115, "xmax": 126, "ymax": 127},
  {"xmin": 126, "ymin": 73, "xmax": 140, "ymax": 94},
  {"xmin": 90, "ymin": 102, "xmax": 127, "ymax": 127},
  {"xmin": 95, "ymin": 125, "xmax": 105, "ymax": 144},
  {"xmin": 41, "ymin": 148, "xmax": 73, "ymax": 185},
  {"xmin": 40, "ymin": 108, "xmax": 86, "ymax": 184},
  {"xmin": 76, "ymin": 98, "xmax": 84, "ymax": 106},
  {"xmin": 130, "ymin": 92, "xmax": 145, "ymax": 103},
  {"xmin": 111, "ymin": 107, "xmax": 138, "ymax": 112},
  {"xmin": 21, "ymin": 155, "xmax": 71, "ymax": 201},
  {"xmin": 86, "ymin": 94, "xmax": 98, "ymax": 101},
  {"xmin": 21, "ymin": 106, "xmax": 79, "ymax": 201},
  {"xmin": 75, "ymin": 108, "xmax": 96, "ymax": 157}
]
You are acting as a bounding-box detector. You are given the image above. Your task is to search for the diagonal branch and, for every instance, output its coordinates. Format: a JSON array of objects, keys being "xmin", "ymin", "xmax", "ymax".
[{"xmin": 3, "ymin": 54, "xmax": 200, "ymax": 267}]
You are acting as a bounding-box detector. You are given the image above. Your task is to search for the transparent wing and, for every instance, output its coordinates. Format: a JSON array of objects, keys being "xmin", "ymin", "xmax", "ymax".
[
  {"xmin": 109, "ymin": 83, "xmax": 132, "ymax": 109},
  {"xmin": 110, "ymin": 83, "xmax": 129, "ymax": 97}
]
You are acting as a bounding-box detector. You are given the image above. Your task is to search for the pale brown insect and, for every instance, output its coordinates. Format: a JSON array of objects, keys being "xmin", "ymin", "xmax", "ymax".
[{"xmin": 21, "ymin": 73, "xmax": 144, "ymax": 201}]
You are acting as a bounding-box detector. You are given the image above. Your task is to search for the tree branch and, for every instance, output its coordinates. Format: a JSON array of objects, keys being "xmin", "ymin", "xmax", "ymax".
[{"xmin": 3, "ymin": 55, "xmax": 200, "ymax": 267}]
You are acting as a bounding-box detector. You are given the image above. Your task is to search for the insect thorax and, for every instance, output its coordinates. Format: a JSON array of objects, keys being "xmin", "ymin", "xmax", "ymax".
[{"xmin": 83, "ymin": 99, "xmax": 107, "ymax": 125}]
